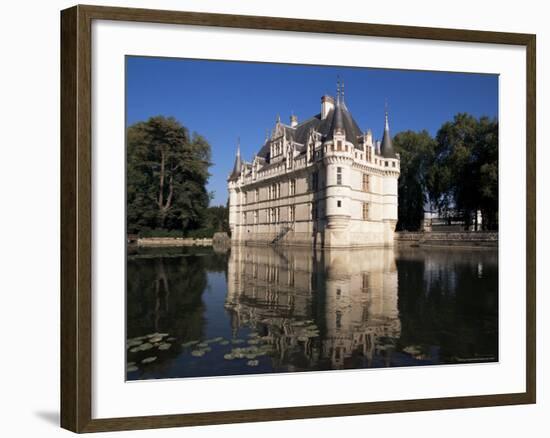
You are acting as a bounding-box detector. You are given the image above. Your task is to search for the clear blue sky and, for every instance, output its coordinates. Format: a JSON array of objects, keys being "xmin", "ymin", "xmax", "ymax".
[{"xmin": 126, "ymin": 56, "xmax": 498, "ymax": 206}]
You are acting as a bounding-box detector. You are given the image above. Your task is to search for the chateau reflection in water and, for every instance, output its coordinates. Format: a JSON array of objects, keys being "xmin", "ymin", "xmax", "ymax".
[
  {"xmin": 126, "ymin": 245, "xmax": 498, "ymax": 380},
  {"xmin": 226, "ymin": 246, "xmax": 401, "ymax": 370}
]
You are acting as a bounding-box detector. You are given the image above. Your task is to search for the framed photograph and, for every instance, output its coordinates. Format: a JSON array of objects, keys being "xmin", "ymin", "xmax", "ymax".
[{"xmin": 60, "ymin": 4, "xmax": 536, "ymax": 433}]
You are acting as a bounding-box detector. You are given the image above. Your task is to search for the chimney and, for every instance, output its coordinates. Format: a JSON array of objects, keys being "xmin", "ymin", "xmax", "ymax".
[
  {"xmin": 365, "ymin": 129, "xmax": 373, "ymax": 147},
  {"xmin": 290, "ymin": 114, "xmax": 298, "ymax": 127},
  {"xmin": 321, "ymin": 95, "xmax": 335, "ymax": 120}
]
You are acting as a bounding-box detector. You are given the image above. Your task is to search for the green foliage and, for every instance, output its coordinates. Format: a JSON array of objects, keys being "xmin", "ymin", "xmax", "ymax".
[
  {"xmin": 394, "ymin": 130, "xmax": 436, "ymax": 231},
  {"xmin": 432, "ymin": 114, "xmax": 498, "ymax": 230},
  {"xmin": 127, "ymin": 116, "xmax": 214, "ymax": 235},
  {"xmin": 394, "ymin": 114, "xmax": 498, "ymax": 231}
]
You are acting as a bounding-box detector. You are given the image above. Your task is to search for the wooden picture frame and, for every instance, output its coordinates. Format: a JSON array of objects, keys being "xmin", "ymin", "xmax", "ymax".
[{"xmin": 60, "ymin": 4, "xmax": 536, "ymax": 433}]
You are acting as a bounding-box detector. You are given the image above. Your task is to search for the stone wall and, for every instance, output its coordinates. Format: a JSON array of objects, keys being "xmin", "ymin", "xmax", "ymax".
[
  {"xmin": 137, "ymin": 237, "xmax": 213, "ymax": 247},
  {"xmin": 396, "ymin": 231, "xmax": 498, "ymax": 248}
]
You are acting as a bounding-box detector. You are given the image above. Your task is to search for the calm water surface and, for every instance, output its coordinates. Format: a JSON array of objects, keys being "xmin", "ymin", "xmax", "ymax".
[{"xmin": 126, "ymin": 245, "xmax": 498, "ymax": 380}]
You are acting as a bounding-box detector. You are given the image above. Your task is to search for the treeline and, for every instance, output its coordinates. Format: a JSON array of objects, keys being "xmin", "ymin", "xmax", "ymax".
[
  {"xmin": 127, "ymin": 116, "xmax": 229, "ymax": 237},
  {"xmin": 395, "ymin": 113, "xmax": 498, "ymax": 231}
]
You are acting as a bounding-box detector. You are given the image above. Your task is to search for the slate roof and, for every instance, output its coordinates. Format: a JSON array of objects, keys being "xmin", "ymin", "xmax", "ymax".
[
  {"xmin": 256, "ymin": 98, "xmax": 365, "ymax": 164},
  {"xmin": 228, "ymin": 147, "xmax": 242, "ymax": 181},
  {"xmin": 380, "ymin": 113, "xmax": 396, "ymax": 158}
]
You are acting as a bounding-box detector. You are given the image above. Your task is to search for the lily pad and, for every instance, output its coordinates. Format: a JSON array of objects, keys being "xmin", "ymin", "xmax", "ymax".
[
  {"xmin": 220, "ymin": 340, "xmax": 230, "ymax": 346},
  {"xmin": 141, "ymin": 356, "xmax": 157, "ymax": 364},
  {"xmin": 246, "ymin": 360, "xmax": 259, "ymax": 367},
  {"xmin": 126, "ymin": 365, "xmax": 138, "ymax": 372},
  {"xmin": 223, "ymin": 353, "xmax": 235, "ymax": 360},
  {"xmin": 231, "ymin": 339, "xmax": 245, "ymax": 345},
  {"xmin": 139, "ymin": 342, "xmax": 154, "ymax": 351},
  {"xmin": 181, "ymin": 340, "xmax": 199, "ymax": 348},
  {"xmin": 191, "ymin": 350, "xmax": 206, "ymax": 357},
  {"xmin": 158, "ymin": 343, "xmax": 171, "ymax": 351},
  {"xmin": 127, "ymin": 339, "xmax": 143, "ymax": 348},
  {"xmin": 197, "ymin": 342, "xmax": 209, "ymax": 348}
]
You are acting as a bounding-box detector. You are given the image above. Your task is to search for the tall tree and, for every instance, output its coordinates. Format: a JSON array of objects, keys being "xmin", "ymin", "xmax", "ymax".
[
  {"xmin": 394, "ymin": 130, "xmax": 436, "ymax": 231},
  {"xmin": 127, "ymin": 116, "xmax": 212, "ymax": 234},
  {"xmin": 433, "ymin": 114, "xmax": 498, "ymax": 230}
]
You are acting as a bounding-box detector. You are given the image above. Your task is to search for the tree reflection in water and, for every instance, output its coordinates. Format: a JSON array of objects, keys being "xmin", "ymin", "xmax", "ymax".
[{"xmin": 126, "ymin": 245, "xmax": 498, "ymax": 380}]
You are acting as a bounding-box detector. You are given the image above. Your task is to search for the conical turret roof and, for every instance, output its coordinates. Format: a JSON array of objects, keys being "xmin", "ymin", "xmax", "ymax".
[
  {"xmin": 380, "ymin": 110, "xmax": 396, "ymax": 158},
  {"xmin": 229, "ymin": 141, "xmax": 243, "ymax": 180}
]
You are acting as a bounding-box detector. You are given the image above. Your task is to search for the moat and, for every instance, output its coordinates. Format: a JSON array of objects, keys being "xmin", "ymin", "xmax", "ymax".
[{"xmin": 126, "ymin": 245, "xmax": 498, "ymax": 380}]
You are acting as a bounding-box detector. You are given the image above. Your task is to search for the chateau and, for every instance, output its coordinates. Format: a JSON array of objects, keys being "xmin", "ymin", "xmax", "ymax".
[{"xmin": 228, "ymin": 85, "xmax": 400, "ymax": 248}]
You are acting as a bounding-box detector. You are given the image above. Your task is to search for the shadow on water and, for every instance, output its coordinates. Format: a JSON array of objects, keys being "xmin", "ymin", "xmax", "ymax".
[{"xmin": 126, "ymin": 245, "xmax": 498, "ymax": 380}]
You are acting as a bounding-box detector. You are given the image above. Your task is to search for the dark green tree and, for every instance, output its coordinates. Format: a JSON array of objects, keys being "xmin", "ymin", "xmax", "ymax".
[
  {"xmin": 394, "ymin": 130, "xmax": 437, "ymax": 231},
  {"xmin": 432, "ymin": 114, "xmax": 498, "ymax": 230},
  {"xmin": 127, "ymin": 116, "xmax": 212, "ymax": 234}
]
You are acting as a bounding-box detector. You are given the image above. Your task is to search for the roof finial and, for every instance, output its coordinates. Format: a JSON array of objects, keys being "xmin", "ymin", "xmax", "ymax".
[
  {"xmin": 236, "ymin": 136, "xmax": 241, "ymax": 156},
  {"xmin": 336, "ymin": 76, "xmax": 341, "ymax": 104},
  {"xmin": 341, "ymin": 79, "xmax": 345, "ymax": 103},
  {"xmin": 384, "ymin": 99, "xmax": 389, "ymax": 131}
]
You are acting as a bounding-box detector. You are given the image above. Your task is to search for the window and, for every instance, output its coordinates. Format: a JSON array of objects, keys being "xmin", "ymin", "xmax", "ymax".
[
  {"xmin": 336, "ymin": 167, "xmax": 342, "ymax": 185},
  {"xmin": 337, "ymin": 200, "xmax": 342, "ymax": 208},
  {"xmin": 385, "ymin": 161, "xmax": 389, "ymax": 167},
  {"xmin": 362, "ymin": 273, "xmax": 369, "ymax": 291},
  {"xmin": 337, "ymin": 141, "xmax": 342, "ymax": 151},
  {"xmin": 312, "ymin": 172, "xmax": 318, "ymax": 191},
  {"xmin": 289, "ymin": 205, "xmax": 295, "ymax": 222},
  {"xmin": 392, "ymin": 161, "xmax": 396, "ymax": 167},
  {"xmin": 255, "ymin": 188, "xmax": 260, "ymax": 202},
  {"xmin": 276, "ymin": 183, "xmax": 281, "ymax": 198},
  {"xmin": 254, "ymin": 210, "xmax": 258, "ymax": 224},
  {"xmin": 275, "ymin": 208, "xmax": 280, "ymax": 223},
  {"xmin": 289, "ymin": 179, "xmax": 296, "ymax": 196},
  {"xmin": 362, "ymin": 202, "xmax": 370, "ymax": 221},
  {"xmin": 362, "ymin": 173, "xmax": 370, "ymax": 192}
]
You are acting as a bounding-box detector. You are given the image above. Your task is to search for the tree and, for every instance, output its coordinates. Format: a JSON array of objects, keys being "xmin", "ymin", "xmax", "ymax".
[
  {"xmin": 394, "ymin": 130, "xmax": 436, "ymax": 231},
  {"xmin": 127, "ymin": 116, "xmax": 212, "ymax": 234},
  {"xmin": 432, "ymin": 114, "xmax": 498, "ymax": 230}
]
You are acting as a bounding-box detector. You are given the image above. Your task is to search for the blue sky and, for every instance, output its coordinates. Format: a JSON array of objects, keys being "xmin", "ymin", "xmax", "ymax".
[{"xmin": 126, "ymin": 56, "xmax": 498, "ymax": 206}]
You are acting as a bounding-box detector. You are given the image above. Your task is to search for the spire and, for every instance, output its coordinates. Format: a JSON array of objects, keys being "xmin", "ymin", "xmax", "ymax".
[
  {"xmin": 341, "ymin": 79, "xmax": 345, "ymax": 104},
  {"xmin": 229, "ymin": 138, "xmax": 243, "ymax": 180},
  {"xmin": 384, "ymin": 99, "xmax": 389, "ymax": 130},
  {"xmin": 380, "ymin": 103, "xmax": 396, "ymax": 158},
  {"xmin": 333, "ymin": 77, "xmax": 344, "ymax": 135}
]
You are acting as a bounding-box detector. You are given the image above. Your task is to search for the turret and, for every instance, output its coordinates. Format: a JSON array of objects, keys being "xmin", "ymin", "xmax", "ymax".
[
  {"xmin": 229, "ymin": 139, "xmax": 242, "ymax": 181},
  {"xmin": 380, "ymin": 107, "xmax": 396, "ymax": 158}
]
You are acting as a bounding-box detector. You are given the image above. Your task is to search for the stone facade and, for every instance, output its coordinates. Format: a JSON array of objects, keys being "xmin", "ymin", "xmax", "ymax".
[{"xmin": 228, "ymin": 87, "xmax": 400, "ymax": 248}]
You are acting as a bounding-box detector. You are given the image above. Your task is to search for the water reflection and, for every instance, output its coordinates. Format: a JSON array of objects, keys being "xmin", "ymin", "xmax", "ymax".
[{"xmin": 126, "ymin": 245, "xmax": 498, "ymax": 380}]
